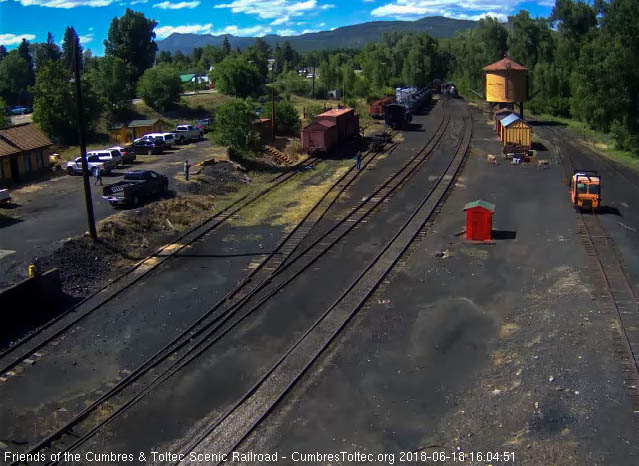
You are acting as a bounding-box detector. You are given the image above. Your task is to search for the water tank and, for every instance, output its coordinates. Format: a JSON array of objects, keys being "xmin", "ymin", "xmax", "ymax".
[{"xmin": 483, "ymin": 58, "xmax": 528, "ymax": 103}]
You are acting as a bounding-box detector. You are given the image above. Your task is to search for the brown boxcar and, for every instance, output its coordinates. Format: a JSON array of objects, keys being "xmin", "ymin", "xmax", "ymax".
[
  {"xmin": 301, "ymin": 119, "xmax": 338, "ymax": 153},
  {"xmin": 368, "ymin": 96, "xmax": 394, "ymax": 118},
  {"xmin": 316, "ymin": 108, "xmax": 359, "ymax": 141}
]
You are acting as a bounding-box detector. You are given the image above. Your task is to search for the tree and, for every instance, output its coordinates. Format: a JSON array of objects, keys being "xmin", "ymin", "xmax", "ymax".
[
  {"xmin": 87, "ymin": 55, "xmax": 135, "ymax": 111},
  {"xmin": 34, "ymin": 32, "xmax": 62, "ymax": 70},
  {"xmin": 214, "ymin": 98, "xmax": 261, "ymax": 151},
  {"xmin": 0, "ymin": 97, "xmax": 10, "ymax": 129},
  {"xmin": 17, "ymin": 38, "xmax": 34, "ymax": 86},
  {"xmin": 222, "ymin": 36, "xmax": 231, "ymax": 56},
  {"xmin": 137, "ymin": 65, "xmax": 181, "ymax": 111},
  {"xmin": 211, "ymin": 55, "xmax": 265, "ymax": 98},
  {"xmin": 104, "ymin": 8, "xmax": 158, "ymax": 81},
  {"xmin": 157, "ymin": 50, "xmax": 172, "ymax": 64},
  {"xmin": 274, "ymin": 99, "xmax": 301, "ymax": 135},
  {"xmin": 0, "ymin": 51, "xmax": 31, "ymax": 105},
  {"xmin": 0, "ymin": 45, "xmax": 7, "ymax": 61},
  {"xmin": 62, "ymin": 27, "xmax": 82, "ymax": 71},
  {"xmin": 32, "ymin": 60, "xmax": 103, "ymax": 143}
]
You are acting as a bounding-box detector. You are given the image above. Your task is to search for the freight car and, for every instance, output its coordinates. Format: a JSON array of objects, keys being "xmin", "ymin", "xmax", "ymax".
[
  {"xmin": 383, "ymin": 87, "xmax": 432, "ymax": 129},
  {"xmin": 368, "ymin": 96, "xmax": 394, "ymax": 119},
  {"xmin": 301, "ymin": 107, "xmax": 359, "ymax": 154}
]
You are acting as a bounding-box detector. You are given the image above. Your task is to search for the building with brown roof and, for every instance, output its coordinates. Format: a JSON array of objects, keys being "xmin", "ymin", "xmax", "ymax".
[{"xmin": 0, "ymin": 124, "xmax": 53, "ymax": 183}]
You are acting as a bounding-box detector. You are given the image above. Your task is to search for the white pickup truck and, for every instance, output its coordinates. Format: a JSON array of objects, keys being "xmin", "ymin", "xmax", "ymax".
[
  {"xmin": 66, "ymin": 154, "xmax": 118, "ymax": 175},
  {"xmin": 175, "ymin": 125, "xmax": 204, "ymax": 144},
  {"xmin": 0, "ymin": 189, "xmax": 10, "ymax": 204}
]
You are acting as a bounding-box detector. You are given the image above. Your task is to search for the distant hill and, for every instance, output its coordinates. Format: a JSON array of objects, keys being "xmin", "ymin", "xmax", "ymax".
[{"xmin": 156, "ymin": 16, "xmax": 476, "ymax": 54}]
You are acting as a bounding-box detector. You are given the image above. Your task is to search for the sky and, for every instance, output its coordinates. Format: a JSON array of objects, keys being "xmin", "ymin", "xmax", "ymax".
[{"xmin": 0, "ymin": 0, "xmax": 555, "ymax": 55}]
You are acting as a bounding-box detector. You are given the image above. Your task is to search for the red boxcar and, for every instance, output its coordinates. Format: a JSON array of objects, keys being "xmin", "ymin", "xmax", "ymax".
[
  {"xmin": 316, "ymin": 108, "xmax": 359, "ymax": 141},
  {"xmin": 368, "ymin": 96, "xmax": 394, "ymax": 118},
  {"xmin": 301, "ymin": 119, "xmax": 338, "ymax": 153},
  {"xmin": 464, "ymin": 200, "xmax": 495, "ymax": 241}
]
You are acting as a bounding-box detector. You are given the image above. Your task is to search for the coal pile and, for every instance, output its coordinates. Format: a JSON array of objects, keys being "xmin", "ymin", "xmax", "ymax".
[
  {"xmin": 181, "ymin": 161, "xmax": 250, "ymax": 195},
  {"xmin": 39, "ymin": 237, "xmax": 129, "ymax": 297}
]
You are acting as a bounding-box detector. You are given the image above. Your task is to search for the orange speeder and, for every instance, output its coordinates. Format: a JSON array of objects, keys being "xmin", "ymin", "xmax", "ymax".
[{"xmin": 571, "ymin": 170, "xmax": 601, "ymax": 211}]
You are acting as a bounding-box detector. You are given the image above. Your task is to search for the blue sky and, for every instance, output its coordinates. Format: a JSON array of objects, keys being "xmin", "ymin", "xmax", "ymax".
[{"xmin": 0, "ymin": 0, "xmax": 554, "ymax": 55}]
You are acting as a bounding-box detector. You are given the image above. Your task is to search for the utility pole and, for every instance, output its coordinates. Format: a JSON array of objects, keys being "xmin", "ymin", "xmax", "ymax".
[
  {"xmin": 312, "ymin": 65, "xmax": 315, "ymax": 99},
  {"xmin": 73, "ymin": 39, "xmax": 97, "ymax": 240},
  {"xmin": 271, "ymin": 86, "xmax": 275, "ymax": 142}
]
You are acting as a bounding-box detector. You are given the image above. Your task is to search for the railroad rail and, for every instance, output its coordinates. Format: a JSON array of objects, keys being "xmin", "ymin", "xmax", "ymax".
[
  {"xmin": 550, "ymin": 128, "xmax": 639, "ymax": 412},
  {"xmin": 13, "ymin": 105, "xmax": 451, "ymax": 465},
  {"xmin": 177, "ymin": 108, "xmax": 473, "ymax": 464},
  {"xmin": 0, "ymin": 157, "xmax": 320, "ymax": 373},
  {"xmin": 4, "ymin": 128, "xmax": 398, "ymax": 464}
]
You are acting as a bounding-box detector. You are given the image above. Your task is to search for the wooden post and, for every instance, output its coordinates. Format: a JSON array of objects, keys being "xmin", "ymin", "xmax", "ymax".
[
  {"xmin": 73, "ymin": 39, "xmax": 97, "ymax": 241},
  {"xmin": 271, "ymin": 86, "xmax": 275, "ymax": 143}
]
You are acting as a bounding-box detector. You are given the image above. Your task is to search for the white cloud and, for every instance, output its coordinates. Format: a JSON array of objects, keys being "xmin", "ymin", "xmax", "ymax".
[
  {"xmin": 78, "ymin": 33, "xmax": 94, "ymax": 43},
  {"xmin": 319, "ymin": 3, "xmax": 333, "ymax": 8},
  {"xmin": 0, "ymin": 33, "xmax": 37, "ymax": 45},
  {"xmin": 215, "ymin": 0, "xmax": 329, "ymax": 20},
  {"xmin": 270, "ymin": 16, "xmax": 290, "ymax": 25},
  {"xmin": 301, "ymin": 29, "xmax": 318, "ymax": 34},
  {"xmin": 317, "ymin": 22, "xmax": 326, "ymax": 26},
  {"xmin": 130, "ymin": 0, "xmax": 147, "ymax": 4},
  {"xmin": 88, "ymin": 26, "xmax": 94, "ymax": 31},
  {"xmin": 277, "ymin": 29, "xmax": 297, "ymax": 36},
  {"xmin": 155, "ymin": 23, "xmax": 214, "ymax": 38},
  {"xmin": 15, "ymin": 0, "xmax": 113, "ymax": 7},
  {"xmin": 370, "ymin": 0, "xmax": 516, "ymax": 20},
  {"xmin": 153, "ymin": 0, "xmax": 199, "ymax": 8},
  {"xmin": 213, "ymin": 25, "xmax": 273, "ymax": 36}
]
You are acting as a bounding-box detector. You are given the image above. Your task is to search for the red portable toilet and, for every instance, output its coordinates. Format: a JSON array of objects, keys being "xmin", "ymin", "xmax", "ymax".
[{"xmin": 464, "ymin": 200, "xmax": 495, "ymax": 241}]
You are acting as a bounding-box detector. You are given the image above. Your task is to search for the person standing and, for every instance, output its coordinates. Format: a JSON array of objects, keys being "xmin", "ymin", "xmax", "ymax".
[
  {"xmin": 184, "ymin": 160, "xmax": 191, "ymax": 181},
  {"xmin": 94, "ymin": 166, "xmax": 103, "ymax": 186},
  {"xmin": 355, "ymin": 153, "xmax": 362, "ymax": 170}
]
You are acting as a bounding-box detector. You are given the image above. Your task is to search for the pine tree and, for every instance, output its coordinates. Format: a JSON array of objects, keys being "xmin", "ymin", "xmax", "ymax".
[
  {"xmin": 222, "ymin": 36, "xmax": 231, "ymax": 56},
  {"xmin": 62, "ymin": 26, "xmax": 82, "ymax": 71}
]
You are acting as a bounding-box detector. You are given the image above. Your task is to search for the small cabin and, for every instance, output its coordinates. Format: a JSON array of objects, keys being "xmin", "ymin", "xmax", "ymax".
[
  {"xmin": 128, "ymin": 119, "xmax": 167, "ymax": 139},
  {"xmin": 499, "ymin": 114, "xmax": 532, "ymax": 148}
]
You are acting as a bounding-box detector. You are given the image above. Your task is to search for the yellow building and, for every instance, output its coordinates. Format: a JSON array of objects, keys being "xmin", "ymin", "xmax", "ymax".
[
  {"xmin": 0, "ymin": 124, "xmax": 53, "ymax": 183},
  {"xmin": 127, "ymin": 119, "xmax": 167, "ymax": 139},
  {"xmin": 499, "ymin": 114, "xmax": 532, "ymax": 148},
  {"xmin": 483, "ymin": 58, "xmax": 528, "ymax": 103}
]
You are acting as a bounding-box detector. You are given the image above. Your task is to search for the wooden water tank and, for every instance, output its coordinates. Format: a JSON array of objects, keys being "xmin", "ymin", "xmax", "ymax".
[{"xmin": 483, "ymin": 58, "xmax": 528, "ymax": 103}]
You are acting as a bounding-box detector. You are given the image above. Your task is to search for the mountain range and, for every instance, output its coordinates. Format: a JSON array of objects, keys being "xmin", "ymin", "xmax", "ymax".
[{"xmin": 156, "ymin": 16, "xmax": 476, "ymax": 54}]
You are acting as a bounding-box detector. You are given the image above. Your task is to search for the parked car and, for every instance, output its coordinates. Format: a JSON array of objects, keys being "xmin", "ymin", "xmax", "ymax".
[
  {"xmin": 9, "ymin": 106, "xmax": 31, "ymax": 115},
  {"xmin": 134, "ymin": 133, "xmax": 175, "ymax": 149},
  {"xmin": 195, "ymin": 117, "xmax": 214, "ymax": 132},
  {"xmin": 87, "ymin": 149, "xmax": 123, "ymax": 167},
  {"xmin": 175, "ymin": 124, "xmax": 204, "ymax": 144},
  {"xmin": 102, "ymin": 170, "xmax": 168, "ymax": 207},
  {"xmin": 0, "ymin": 189, "xmax": 11, "ymax": 204},
  {"xmin": 129, "ymin": 139, "xmax": 165, "ymax": 155},
  {"xmin": 108, "ymin": 146, "xmax": 136, "ymax": 164},
  {"xmin": 66, "ymin": 154, "xmax": 118, "ymax": 175}
]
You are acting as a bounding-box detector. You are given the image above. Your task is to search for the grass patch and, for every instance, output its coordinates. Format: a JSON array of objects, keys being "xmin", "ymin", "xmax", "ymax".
[
  {"xmin": 531, "ymin": 112, "xmax": 639, "ymax": 174},
  {"xmin": 231, "ymin": 159, "xmax": 351, "ymax": 229}
]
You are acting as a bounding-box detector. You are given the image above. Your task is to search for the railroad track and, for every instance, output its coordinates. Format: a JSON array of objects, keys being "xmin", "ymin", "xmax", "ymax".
[
  {"xmin": 12, "ymin": 106, "xmax": 451, "ymax": 465},
  {"xmin": 0, "ymin": 156, "xmax": 320, "ymax": 374},
  {"xmin": 549, "ymin": 127, "xmax": 639, "ymax": 412},
  {"xmin": 177, "ymin": 108, "xmax": 473, "ymax": 465}
]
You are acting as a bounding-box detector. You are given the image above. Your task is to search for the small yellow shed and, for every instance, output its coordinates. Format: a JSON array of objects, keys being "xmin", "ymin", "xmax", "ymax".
[
  {"xmin": 127, "ymin": 119, "xmax": 167, "ymax": 139},
  {"xmin": 500, "ymin": 114, "xmax": 531, "ymax": 148},
  {"xmin": 108, "ymin": 123, "xmax": 128, "ymax": 144}
]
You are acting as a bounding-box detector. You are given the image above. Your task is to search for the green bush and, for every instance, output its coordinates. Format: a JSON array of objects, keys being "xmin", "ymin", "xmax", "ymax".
[
  {"xmin": 214, "ymin": 98, "xmax": 262, "ymax": 151},
  {"xmin": 137, "ymin": 65, "xmax": 182, "ymax": 111},
  {"xmin": 274, "ymin": 100, "xmax": 301, "ymax": 135}
]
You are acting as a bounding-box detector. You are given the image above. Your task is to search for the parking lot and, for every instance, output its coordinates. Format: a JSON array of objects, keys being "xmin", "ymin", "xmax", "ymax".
[{"xmin": 0, "ymin": 138, "xmax": 221, "ymax": 288}]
